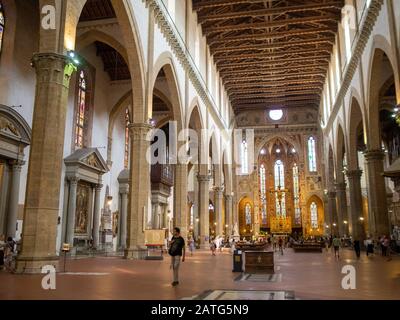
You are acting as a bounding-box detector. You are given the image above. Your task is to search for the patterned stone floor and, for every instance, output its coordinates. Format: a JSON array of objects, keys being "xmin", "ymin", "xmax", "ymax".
[{"xmin": 0, "ymin": 248, "xmax": 399, "ymax": 300}]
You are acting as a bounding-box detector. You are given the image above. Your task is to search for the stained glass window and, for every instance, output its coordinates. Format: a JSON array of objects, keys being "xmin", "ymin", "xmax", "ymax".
[
  {"xmin": 245, "ymin": 203, "xmax": 252, "ymax": 225},
  {"xmin": 259, "ymin": 164, "xmax": 267, "ymax": 225},
  {"xmin": 241, "ymin": 140, "xmax": 249, "ymax": 174},
  {"xmin": 75, "ymin": 70, "xmax": 87, "ymax": 148},
  {"xmin": 293, "ymin": 164, "xmax": 301, "ymax": 225},
  {"xmin": 274, "ymin": 160, "xmax": 286, "ymax": 217},
  {"xmin": 124, "ymin": 108, "xmax": 130, "ymax": 168},
  {"xmin": 0, "ymin": 3, "xmax": 5, "ymax": 54},
  {"xmin": 308, "ymin": 137, "xmax": 317, "ymax": 172},
  {"xmin": 310, "ymin": 202, "xmax": 318, "ymax": 229}
]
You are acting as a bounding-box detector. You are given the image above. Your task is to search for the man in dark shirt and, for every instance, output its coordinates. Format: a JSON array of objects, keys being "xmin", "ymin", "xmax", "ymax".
[{"xmin": 169, "ymin": 227, "xmax": 185, "ymax": 286}]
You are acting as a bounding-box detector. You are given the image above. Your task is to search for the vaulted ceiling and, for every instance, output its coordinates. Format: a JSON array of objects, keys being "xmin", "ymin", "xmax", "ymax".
[{"xmin": 192, "ymin": 0, "xmax": 344, "ymax": 114}]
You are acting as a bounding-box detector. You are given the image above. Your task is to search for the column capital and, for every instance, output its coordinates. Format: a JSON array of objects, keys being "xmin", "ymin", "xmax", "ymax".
[
  {"xmin": 9, "ymin": 160, "xmax": 25, "ymax": 170},
  {"xmin": 213, "ymin": 186, "xmax": 224, "ymax": 194},
  {"xmin": 364, "ymin": 149, "xmax": 385, "ymax": 161},
  {"xmin": 31, "ymin": 53, "xmax": 73, "ymax": 86},
  {"xmin": 95, "ymin": 184, "xmax": 103, "ymax": 191},
  {"xmin": 224, "ymin": 194, "xmax": 233, "ymax": 201},
  {"xmin": 335, "ymin": 182, "xmax": 346, "ymax": 191},
  {"xmin": 197, "ymin": 174, "xmax": 212, "ymax": 182},
  {"xmin": 328, "ymin": 190, "xmax": 337, "ymax": 198},
  {"xmin": 128, "ymin": 123, "xmax": 153, "ymax": 141},
  {"xmin": 119, "ymin": 184, "xmax": 129, "ymax": 195},
  {"xmin": 346, "ymin": 169, "xmax": 363, "ymax": 179},
  {"xmin": 68, "ymin": 176, "xmax": 80, "ymax": 185}
]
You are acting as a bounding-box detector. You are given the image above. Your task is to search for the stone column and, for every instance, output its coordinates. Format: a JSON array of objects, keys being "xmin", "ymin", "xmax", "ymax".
[
  {"xmin": 92, "ymin": 184, "xmax": 102, "ymax": 248},
  {"xmin": 6, "ymin": 161, "xmax": 23, "ymax": 238},
  {"xmin": 198, "ymin": 174, "xmax": 211, "ymax": 246},
  {"xmin": 214, "ymin": 187, "xmax": 224, "ymax": 236},
  {"xmin": 193, "ymin": 171, "xmax": 200, "ymax": 238},
  {"xmin": 335, "ymin": 182, "xmax": 348, "ymax": 237},
  {"xmin": 16, "ymin": 53, "xmax": 74, "ymax": 273},
  {"xmin": 225, "ymin": 194, "xmax": 233, "ymax": 236},
  {"xmin": 346, "ymin": 170, "xmax": 365, "ymax": 241},
  {"xmin": 125, "ymin": 123, "xmax": 152, "ymax": 259},
  {"xmin": 364, "ymin": 150, "xmax": 390, "ymax": 237},
  {"xmin": 152, "ymin": 203, "xmax": 161, "ymax": 229},
  {"xmin": 119, "ymin": 185, "xmax": 129, "ymax": 249},
  {"xmin": 174, "ymin": 163, "xmax": 188, "ymax": 239},
  {"xmin": 327, "ymin": 190, "xmax": 337, "ymax": 236},
  {"xmin": 66, "ymin": 177, "xmax": 79, "ymax": 246}
]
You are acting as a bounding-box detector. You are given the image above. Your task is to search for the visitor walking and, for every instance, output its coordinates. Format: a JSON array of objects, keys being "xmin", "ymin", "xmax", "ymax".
[
  {"xmin": 168, "ymin": 227, "xmax": 185, "ymax": 287},
  {"xmin": 278, "ymin": 237, "xmax": 284, "ymax": 255},
  {"xmin": 188, "ymin": 237, "xmax": 195, "ymax": 256},
  {"xmin": 366, "ymin": 236, "xmax": 374, "ymax": 256},
  {"xmin": 4, "ymin": 237, "xmax": 15, "ymax": 271},
  {"xmin": 325, "ymin": 237, "xmax": 330, "ymax": 252},
  {"xmin": 353, "ymin": 239, "xmax": 361, "ymax": 259},
  {"xmin": 210, "ymin": 238, "xmax": 217, "ymax": 256},
  {"xmin": 383, "ymin": 236, "xmax": 391, "ymax": 261},
  {"xmin": 0, "ymin": 235, "xmax": 5, "ymax": 271},
  {"xmin": 332, "ymin": 235, "xmax": 341, "ymax": 259}
]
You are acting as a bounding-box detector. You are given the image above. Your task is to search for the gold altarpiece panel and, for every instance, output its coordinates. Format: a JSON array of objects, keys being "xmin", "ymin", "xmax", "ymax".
[{"xmin": 75, "ymin": 181, "xmax": 91, "ymax": 235}]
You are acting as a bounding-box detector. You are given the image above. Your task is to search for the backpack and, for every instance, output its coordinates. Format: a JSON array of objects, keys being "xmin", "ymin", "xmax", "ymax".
[{"xmin": 168, "ymin": 238, "xmax": 182, "ymax": 256}]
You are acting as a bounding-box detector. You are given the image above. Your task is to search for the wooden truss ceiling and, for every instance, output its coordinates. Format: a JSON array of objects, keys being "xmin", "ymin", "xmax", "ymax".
[
  {"xmin": 95, "ymin": 41, "xmax": 131, "ymax": 81},
  {"xmin": 79, "ymin": 0, "xmax": 116, "ymax": 22},
  {"xmin": 192, "ymin": 0, "xmax": 344, "ymax": 114}
]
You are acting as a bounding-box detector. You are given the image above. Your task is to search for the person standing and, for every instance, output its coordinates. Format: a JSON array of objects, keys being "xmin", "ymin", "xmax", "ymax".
[
  {"xmin": 0, "ymin": 235, "xmax": 5, "ymax": 271},
  {"xmin": 332, "ymin": 235, "xmax": 341, "ymax": 259},
  {"xmin": 353, "ymin": 239, "xmax": 361, "ymax": 259},
  {"xmin": 188, "ymin": 237, "xmax": 195, "ymax": 256},
  {"xmin": 210, "ymin": 238, "xmax": 217, "ymax": 256},
  {"xmin": 168, "ymin": 227, "xmax": 185, "ymax": 287},
  {"xmin": 278, "ymin": 237, "xmax": 284, "ymax": 255}
]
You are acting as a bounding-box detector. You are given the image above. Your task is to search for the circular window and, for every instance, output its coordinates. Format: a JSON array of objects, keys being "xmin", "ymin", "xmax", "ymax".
[{"xmin": 269, "ymin": 109, "xmax": 283, "ymax": 121}]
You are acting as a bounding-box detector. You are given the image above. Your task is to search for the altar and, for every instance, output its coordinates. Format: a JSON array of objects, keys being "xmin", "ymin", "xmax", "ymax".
[{"xmin": 270, "ymin": 216, "xmax": 292, "ymax": 234}]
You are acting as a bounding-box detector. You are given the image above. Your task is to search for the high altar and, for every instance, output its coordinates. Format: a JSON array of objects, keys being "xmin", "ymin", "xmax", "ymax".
[{"xmin": 270, "ymin": 216, "xmax": 292, "ymax": 234}]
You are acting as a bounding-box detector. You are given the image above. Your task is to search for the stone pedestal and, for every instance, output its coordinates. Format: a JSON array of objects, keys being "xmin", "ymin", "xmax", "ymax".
[
  {"xmin": 16, "ymin": 53, "xmax": 74, "ymax": 273},
  {"xmin": 346, "ymin": 170, "xmax": 365, "ymax": 241},
  {"xmin": 365, "ymin": 150, "xmax": 390, "ymax": 237},
  {"xmin": 124, "ymin": 123, "xmax": 152, "ymax": 259}
]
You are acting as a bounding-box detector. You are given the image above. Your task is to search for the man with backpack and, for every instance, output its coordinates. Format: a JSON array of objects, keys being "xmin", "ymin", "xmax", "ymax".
[{"xmin": 168, "ymin": 227, "xmax": 185, "ymax": 287}]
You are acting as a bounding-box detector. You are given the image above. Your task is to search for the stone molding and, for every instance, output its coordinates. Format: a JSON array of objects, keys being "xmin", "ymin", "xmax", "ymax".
[
  {"xmin": 324, "ymin": 0, "xmax": 384, "ymax": 132},
  {"xmin": 145, "ymin": 0, "xmax": 228, "ymax": 130}
]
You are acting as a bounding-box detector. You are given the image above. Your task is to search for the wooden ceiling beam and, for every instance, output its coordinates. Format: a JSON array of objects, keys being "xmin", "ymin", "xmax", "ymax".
[
  {"xmin": 220, "ymin": 64, "xmax": 328, "ymax": 76},
  {"xmin": 230, "ymin": 91, "xmax": 322, "ymax": 101},
  {"xmin": 203, "ymin": 16, "xmax": 338, "ymax": 35},
  {"xmin": 193, "ymin": 0, "xmax": 266, "ymax": 11},
  {"xmin": 225, "ymin": 79, "xmax": 325, "ymax": 88},
  {"xmin": 218, "ymin": 56, "xmax": 330, "ymax": 70},
  {"xmin": 209, "ymin": 27, "xmax": 336, "ymax": 46},
  {"xmin": 211, "ymin": 38, "xmax": 335, "ymax": 54},
  {"xmin": 224, "ymin": 72, "xmax": 326, "ymax": 84},
  {"xmin": 198, "ymin": 2, "xmax": 343, "ymax": 24},
  {"xmin": 215, "ymin": 48, "xmax": 332, "ymax": 63},
  {"xmin": 228, "ymin": 83, "xmax": 324, "ymax": 92}
]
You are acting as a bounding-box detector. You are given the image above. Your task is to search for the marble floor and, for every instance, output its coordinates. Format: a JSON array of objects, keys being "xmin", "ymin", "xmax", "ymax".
[{"xmin": 0, "ymin": 248, "xmax": 399, "ymax": 300}]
